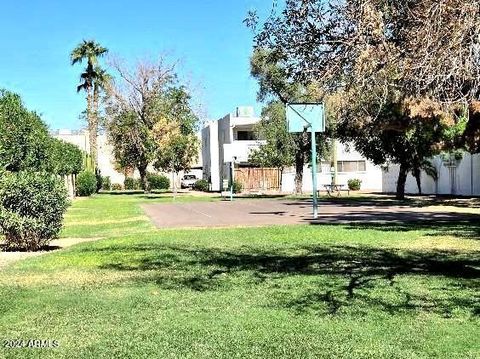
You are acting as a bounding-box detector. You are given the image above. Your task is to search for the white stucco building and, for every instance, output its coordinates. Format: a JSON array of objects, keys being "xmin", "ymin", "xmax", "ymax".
[
  {"xmin": 202, "ymin": 107, "xmax": 384, "ymax": 193},
  {"xmin": 281, "ymin": 142, "xmax": 383, "ymax": 193},
  {"xmin": 202, "ymin": 107, "xmax": 265, "ymax": 191}
]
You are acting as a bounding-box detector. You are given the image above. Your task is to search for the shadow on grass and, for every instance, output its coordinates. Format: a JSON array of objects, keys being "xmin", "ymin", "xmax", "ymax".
[
  {"xmin": 94, "ymin": 238, "xmax": 479, "ymax": 317},
  {"xmin": 288, "ymin": 194, "xmax": 480, "ymax": 209},
  {"xmin": 306, "ymin": 211, "xmax": 480, "ymax": 239},
  {"xmin": 0, "ymin": 244, "xmax": 62, "ymax": 252}
]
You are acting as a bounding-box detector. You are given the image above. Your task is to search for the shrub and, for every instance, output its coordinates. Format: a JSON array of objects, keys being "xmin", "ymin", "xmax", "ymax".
[
  {"xmin": 101, "ymin": 176, "xmax": 112, "ymax": 191},
  {"xmin": 76, "ymin": 171, "xmax": 97, "ymax": 196},
  {"xmin": 147, "ymin": 173, "xmax": 170, "ymax": 190},
  {"xmin": 124, "ymin": 177, "xmax": 141, "ymax": 190},
  {"xmin": 0, "ymin": 90, "xmax": 51, "ymax": 172},
  {"xmin": 111, "ymin": 183, "xmax": 123, "ymax": 191},
  {"xmin": 347, "ymin": 178, "xmax": 362, "ymax": 191},
  {"xmin": 194, "ymin": 179, "xmax": 209, "ymax": 192},
  {"xmin": 49, "ymin": 138, "xmax": 84, "ymax": 176},
  {"xmin": 232, "ymin": 180, "xmax": 243, "ymax": 194},
  {"xmin": 0, "ymin": 172, "xmax": 69, "ymax": 251}
]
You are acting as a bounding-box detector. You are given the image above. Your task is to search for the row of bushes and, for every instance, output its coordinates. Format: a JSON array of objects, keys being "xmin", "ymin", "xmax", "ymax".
[
  {"xmin": 81, "ymin": 173, "xmax": 172, "ymax": 192},
  {"xmin": 193, "ymin": 179, "xmax": 243, "ymax": 193},
  {"xmin": 0, "ymin": 90, "xmax": 87, "ymax": 251}
]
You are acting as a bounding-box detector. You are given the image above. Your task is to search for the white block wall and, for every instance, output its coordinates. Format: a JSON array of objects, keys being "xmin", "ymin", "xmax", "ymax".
[{"xmin": 382, "ymin": 154, "xmax": 480, "ymax": 196}]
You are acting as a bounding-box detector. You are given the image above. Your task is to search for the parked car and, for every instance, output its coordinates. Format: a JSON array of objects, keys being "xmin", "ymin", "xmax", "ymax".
[{"xmin": 180, "ymin": 174, "xmax": 198, "ymax": 189}]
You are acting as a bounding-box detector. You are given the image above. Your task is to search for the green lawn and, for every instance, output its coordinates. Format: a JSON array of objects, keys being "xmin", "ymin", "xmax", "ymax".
[{"xmin": 0, "ymin": 194, "xmax": 479, "ymax": 358}]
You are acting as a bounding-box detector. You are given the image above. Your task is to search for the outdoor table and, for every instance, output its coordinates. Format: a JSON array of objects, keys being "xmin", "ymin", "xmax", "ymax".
[{"xmin": 322, "ymin": 184, "xmax": 349, "ymax": 197}]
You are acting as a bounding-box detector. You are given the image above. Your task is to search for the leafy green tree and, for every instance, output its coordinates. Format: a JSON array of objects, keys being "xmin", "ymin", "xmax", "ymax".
[
  {"xmin": 0, "ymin": 90, "xmax": 51, "ymax": 172},
  {"xmin": 249, "ymin": 49, "xmax": 330, "ymax": 193},
  {"xmin": 0, "ymin": 90, "xmax": 72, "ymax": 251},
  {"xmin": 106, "ymin": 58, "xmax": 199, "ymax": 193},
  {"xmin": 249, "ymin": 101, "xmax": 295, "ymax": 170},
  {"xmin": 153, "ymin": 87, "xmax": 200, "ymax": 175},
  {"xmin": 49, "ymin": 138, "xmax": 84, "ymax": 176},
  {"xmin": 249, "ymin": 0, "xmax": 479, "ymax": 199},
  {"xmin": 107, "ymin": 109, "xmax": 156, "ymax": 191},
  {"xmin": 71, "ymin": 40, "xmax": 108, "ymax": 167}
]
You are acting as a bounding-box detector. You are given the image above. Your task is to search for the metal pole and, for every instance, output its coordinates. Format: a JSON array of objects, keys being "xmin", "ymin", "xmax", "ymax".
[
  {"xmin": 172, "ymin": 171, "xmax": 176, "ymax": 201},
  {"xmin": 333, "ymin": 139, "xmax": 338, "ymax": 185},
  {"xmin": 311, "ymin": 129, "xmax": 318, "ymax": 219},
  {"xmin": 230, "ymin": 160, "xmax": 234, "ymax": 201}
]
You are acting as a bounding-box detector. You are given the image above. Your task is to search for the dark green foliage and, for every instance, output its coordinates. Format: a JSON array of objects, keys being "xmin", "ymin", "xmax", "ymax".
[
  {"xmin": 248, "ymin": 51, "xmax": 331, "ymax": 194},
  {"xmin": 124, "ymin": 177, "xmax": 141, "ymax": 190},
  {"xmin": 147, "ymin": 173, "xmax": 170, "ymax": 190},
  {"xmin": 111, "ymin": 183, "xmax": 123, "ymax": 191},
  {"xmin": 232, "ymin": 180, "xmax": 243, "ymax": 194},
  {"xmin": 0, "ymin": 90, "xmax": 84, "ymax": 177},
  {"xmin": 0, "ymin": 90, "xmax": 51, "ymax": 172},
  {"xmin": 194, "ymin": 179, "xmax": 209, "ymax": 192},
  {"xmin": 0, "ymin": 171, "xmax": 69, "ymax": 251},
  {"xmin": 76, "ymin": 171, "xmax": 97, "ymax": 197},
  {"xmin": 49, "ymin": 138, "xmax": 84, "ymax": 176},
  {"xmin": 249, "ymin": 101, "xmax": 295, "ymax": 169},
  {"xmin": 153, "ymin": 87, "xmax": 200, "ymax": 175},
  {"xmin": 101, "ymin": 176, "xmax": 112, "ymax": 191},
  {"xmin": 107, "ymin": 110, "xmax": 154, "ymax": 192},
  {"xmin": 347, "ymin": 178, "xmax": 362, "ymax": 191}
]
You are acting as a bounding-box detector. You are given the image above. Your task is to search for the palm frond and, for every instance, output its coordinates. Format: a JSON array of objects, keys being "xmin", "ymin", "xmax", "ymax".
[{"xmin": 421, "ymin": 160, "xmax": 438, "ymax": 181}]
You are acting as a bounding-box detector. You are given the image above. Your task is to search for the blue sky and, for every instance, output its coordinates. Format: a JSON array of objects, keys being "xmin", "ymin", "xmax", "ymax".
[{"xmin": 0, "ymin": 0, "xmax": 271, "ymax": 130}]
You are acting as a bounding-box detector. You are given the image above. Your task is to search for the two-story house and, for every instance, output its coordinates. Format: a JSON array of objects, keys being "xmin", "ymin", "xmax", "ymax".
[{"xmin": 202, "ymin": 107, "xmax": 265, "ymax": 191}]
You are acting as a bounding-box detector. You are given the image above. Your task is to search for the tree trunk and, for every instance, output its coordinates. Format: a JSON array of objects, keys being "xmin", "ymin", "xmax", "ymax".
[
  {"xmin": 413, "ymin": 167, "xmax": 422, "ymax": 195},
  {"xmin": 67, "ymin": 174, "xmax": 75, "ymax": 199},
  {"xmin": 396, "ymin": 163, "xmax": 408, "ymax": 200},
  {"xmin": 138, "ymin": 164, "xmax": 149, "ymax": 193},
  {"xmin": 72, "ymin": 174, "xmax": 76, "ymax": 198},
  {"xmin": 88, "ymin": 88, "xmax": 99, "ymax": 169},
  {"xmin": 294, "ymin": 150, "xmax": 305, "ymax": 194}
]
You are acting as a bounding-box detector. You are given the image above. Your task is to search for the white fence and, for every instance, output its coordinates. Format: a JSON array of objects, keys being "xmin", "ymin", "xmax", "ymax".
[{"xmin": 382, "ymin": 153, "xmax": 480, "ymax": 196}]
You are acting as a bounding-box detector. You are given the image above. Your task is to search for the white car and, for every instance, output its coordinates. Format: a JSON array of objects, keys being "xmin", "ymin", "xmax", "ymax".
[{"xmin": 180, "ymin": 174, "xmax": 198, "ymax": 189}]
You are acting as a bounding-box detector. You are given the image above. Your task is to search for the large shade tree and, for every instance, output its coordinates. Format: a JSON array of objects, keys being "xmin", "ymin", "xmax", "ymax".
[
  {"xmin": 249, "ymin": 48, "xmax": 331, "ymax": 194},
  {"xmin": 248, "ymin": 0, "xmax": 480, "ymax": 199},
  {"xmin": 105, "ymin": 57, "xmax": 199, "ymax": 192},
  {"xmin": 153, "ymin": 86, "xmax": 200, "ymax": 175},
  {"xmin": 71, "ymin": 40, "xmax": 108, "ymax": 168}
]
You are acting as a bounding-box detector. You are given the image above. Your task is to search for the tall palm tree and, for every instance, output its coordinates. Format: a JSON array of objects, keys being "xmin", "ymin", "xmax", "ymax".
[
  {"xmin": 71, "ymin": 40, "xmax": 108, "ymax": 168},
  {"xmin": 93, "ymin": 67, "xmax": 112, "ymax": 127}
]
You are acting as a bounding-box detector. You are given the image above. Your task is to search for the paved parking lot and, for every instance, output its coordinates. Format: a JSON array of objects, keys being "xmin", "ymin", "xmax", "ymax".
[{"xmin": 143, "ymin": 199, "xmax": 476, "ymax": 229}]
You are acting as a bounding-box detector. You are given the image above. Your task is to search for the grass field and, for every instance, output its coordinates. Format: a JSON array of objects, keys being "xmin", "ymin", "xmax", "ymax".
[{"xmin": 0, "ymin": 194, "xmax": 479, "ymax": 358}]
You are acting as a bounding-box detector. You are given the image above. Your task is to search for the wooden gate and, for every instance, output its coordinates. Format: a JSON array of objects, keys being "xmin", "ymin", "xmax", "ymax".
[{"xmin": 234, "ymin": 167, "xmax": 281, "ymax": 192}]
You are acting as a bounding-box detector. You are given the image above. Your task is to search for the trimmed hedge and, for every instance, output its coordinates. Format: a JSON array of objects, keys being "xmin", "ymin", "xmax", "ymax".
[
  {"xmin": 77, "ymin": 171, "xmax": 97, "ymax": 197},
  {"xmin": 0, "ymin": 171, "xmax": 69, "ymax": 251},
  {"xmin": 111, "ymin": 183, "xmax": 123, "ymax": 191},
  {"xmin": 347, "ymin": 178, "xmax": 362, "ymax": 191},
  {"xmin": 194, "ymin": 179, "xmax": 209, "ymax": 192},
  {"xmin": 124, "ymin": 177, "xmax": 141, "ymax": 190},
  {"xmin": 232, "ymin": 180, "xmax": 243, "ymax": 194},
  {"xmin": 147, "ymin": 173, "xmax": 170, "ymax": 190},
  {"xmin": 102, "ymin": 176, "xmax": 112, "ymax": 191}
]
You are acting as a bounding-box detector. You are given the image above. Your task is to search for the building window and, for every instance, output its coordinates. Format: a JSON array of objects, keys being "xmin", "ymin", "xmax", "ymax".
[
  {"xmin": 337, "ymin": 160, "xmax": 366, "ymax": 172},
  {"xmin": 236, "ymin": 131, "xmax": 256, "ymax": 141}
]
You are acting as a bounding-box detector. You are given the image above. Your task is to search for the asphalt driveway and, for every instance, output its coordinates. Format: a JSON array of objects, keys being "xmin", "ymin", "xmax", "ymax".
[{"xmin": 143, "ymin": 198, "xmax": 478, "ymax": 229}]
